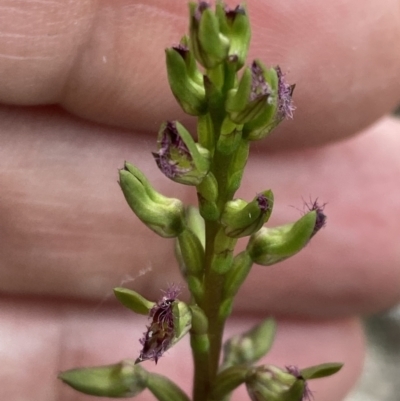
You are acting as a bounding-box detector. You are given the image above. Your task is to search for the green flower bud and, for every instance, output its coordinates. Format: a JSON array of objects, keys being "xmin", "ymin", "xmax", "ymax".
[
  {"xmin": 211, "ymin": 365, "xmax": 251, "ymax": 400},
  {"xmin": 223, "ymin": 250, "xmax": 253, "ymax": 299},
  {"xmin": 219, "ymin": 297, "xmax": 233, "ymax": 320},
  {"xmin": 222, "ymin": 318, "xmax": 276, "ymax": 369},
  {"xmin": 189, "ymin": 305, "xmax": 208, "ymax": 335},
  {"xmin": 165, "ymin": 44, "xmax": 206, "ymax": 116},
  {"xmin": 221, "ymin": 190, "xmax": 274, "ymax": 238},
  {"xmin": 216, "ymin": 3, "xmax": 251, "ymax": 71},
  {"xmin": 119, "ymin": 163, "xmax": 185, "ymax": 238},
  {"xmin": 189, "ymin": 305, "xmax": 210, "ymax": 354},
  {"xmin": 197, "ymin": 113, "xmax": 215, "ymax": 150},
  {"xmin": 175, "ymin": 206, "xmax": 205, "ymax": 275},
  {"xmin": 153, "ymin": 121, "xmax": 210, "ymax": 186},
  {"xmin": 187, "ymin": 275, "xmax": 204, "ymax": 304},
  {"xmin": 146, "ymin": 372, "xmax": 191, "ymax": 401},
  {"xmin": 172, "ymin": 300, "xmax": 192, "ymax": 341},
  {"xmin": 216, "ymin": 116, "xmax": 243, "ymax": 155},
  {"xmin": 226, "ymin": 138, "xmax": 249, "ymax": 197},
  {"xmin": 189, "ymin": 1, "xmax": 230, "ymax": 69},
  {"xmin": 226, "ymin": 61, "xmax": 273, "ymax": 124},
  {"xmin": 246, "ymin": 365, "xmax": 306, "ymax": 401},
  {"xmin": 177, "ymin": 228, "xmax": 205, "ymax": 278},
  {"xmin": 58, "ymin": 360, "xmax": 147, "ymax": 398},
  {"xmin": 247, "ymin": 211, "xmax": 317, "ymax": 266},
  {"xmin": 211, "ymin": 228, "xmax": 237, "ymax": 274},
  {"xmin": 197, "ymin": 172, "xmax": 220, "ymax": 220},
  {"xmin": 113, "ymin": 287, "xmax": 155, "ymax": 315}
]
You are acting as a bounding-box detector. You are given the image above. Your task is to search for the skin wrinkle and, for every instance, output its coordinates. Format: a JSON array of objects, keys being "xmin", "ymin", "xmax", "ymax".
[{"xmin": 0, "ymin": 0, "xmax": 95, "ymax": 103}]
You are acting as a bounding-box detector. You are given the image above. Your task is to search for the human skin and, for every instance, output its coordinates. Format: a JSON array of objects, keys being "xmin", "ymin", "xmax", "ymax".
[{"xmin": 0, "ymin": 0, "xmax": 400, "ymax": 400}]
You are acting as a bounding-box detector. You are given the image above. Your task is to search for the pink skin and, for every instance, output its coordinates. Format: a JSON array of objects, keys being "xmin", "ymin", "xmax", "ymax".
[{"xmin": 0, "ymin": 1, "xmax": 400, "ymax": 400}]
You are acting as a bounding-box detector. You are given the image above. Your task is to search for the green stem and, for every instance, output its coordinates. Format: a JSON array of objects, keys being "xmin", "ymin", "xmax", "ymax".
[{"xmin": 193, "ymin": 61, "xmax": 243, "ymax": 401}]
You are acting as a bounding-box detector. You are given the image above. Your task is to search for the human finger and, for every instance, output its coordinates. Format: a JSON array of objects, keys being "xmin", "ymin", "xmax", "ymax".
[
  {"xmin": 0, "ymin": 0, "xmax": 399, "ymax": 148},
  {"xmin": 0, "ymin": 296, "xmax": 364, "ymax": 401},
  {"xmin": 0, "ymin": 105, "xmax": 399, "ymax": 318}
]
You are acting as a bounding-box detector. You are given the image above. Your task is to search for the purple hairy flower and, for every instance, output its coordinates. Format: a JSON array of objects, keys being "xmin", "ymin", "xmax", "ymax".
[
  {"xmin": 136, "ymin": 285, "xmax": 181, "ymax": 364},
  {"xmin": 305, "ymin": 199, "xmax": 327, "ymax": 237},
  {"xmin": 250, "ymin": 61, "xmax": 272, "ymax": 102},
  {"xmin": 256, "ymin": 193, "xmax": 270, "ymax": 213},
  {"xmin": 286, "ymin": 365, "xmax": 313, "ymax": 401},
  {"xmin": 275, "ymin": 65, "xmax": 296, "ymax": 120},
  {"xmin": 152, "ymin": 121, "xmax": 191, "ymax": 180}
]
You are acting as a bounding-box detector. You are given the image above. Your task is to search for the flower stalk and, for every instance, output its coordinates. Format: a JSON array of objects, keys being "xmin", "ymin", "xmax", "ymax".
[{"xmin": 59, "ymin": 2, "xmax": 341, "ymax": 401}]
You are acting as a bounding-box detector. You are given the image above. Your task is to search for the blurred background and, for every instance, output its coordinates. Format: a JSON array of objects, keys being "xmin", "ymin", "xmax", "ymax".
[
  {"xmin": 346, "ymin": 305, "xmax": 400, "ymax": 401},
  {"xmin": 345, "ymin": 106, "xmax": 400, "ymax": 401}
]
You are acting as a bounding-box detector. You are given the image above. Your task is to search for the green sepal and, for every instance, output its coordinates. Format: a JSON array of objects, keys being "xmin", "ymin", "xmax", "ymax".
[
  {"xmin": 177, "ymin": 228, "xmax": 205, "ymax": 278},
  {"xmin": 223, "ymin": 251, "xmax": 253, "ymax": 299},
  {"xmin": 219, "ymin": 298, "xmax": 234, "ymax": 320},
  {"xmin": 189, "ymin": 2, "xmax": 230, "ymax": 69},
  {"xmin": 197, "ymin": 172, "xmax": 220, "ymax": 221},
  {"xmin": 187, "ymin": 275, "xmax": 204, "ymax": 304},
  {"xmin": 172, "ymin": 300, "xmax": 192, "ymax": 342},
  {"xmin": 190, "ymin": 331, "xmax": 210, "ymax": 354},
  {"xmin": 119, "ymin": 163, "xmax": 185, "ymax": 238},
  {"xmin": 225, "ymin": 66, "xmax": 251, "ymax": 112},
  {"xmin": 300, "ymin": 362, "xmax": 343, "ymax": 380},
  {"xmin": 216, "ymin": 116, "xmax": 243, "ymax": 155},
  {"xmin": 189, "ymin": 306, "xmax": 210, "ymax": 354},
  {"xmin": 155, "ymin": 121, "xmax": 211, "ymax": 186},
  {"xmin": 243, "ymin": 66, "xmax": 279, "ymax": 141},
  {"xmin": 178, "ymin": 35, "xmax": 204, "ymax": 86},
  {"xmin": 285, "ymin": 380, "xmax": 306, "ymax": 401},
  {"xmin": 226, "ymin": 139, "xmax": 250, "ymax": 197},
  {"xmin": 189, "ymin": 305, "xmax": 208, "ymax": 335},
  {"xmin": 165, "ymin": 47, "xmax": 206, "ymax": 116},
  {"xmin": 146, "ymin": 372, "xmax": 191, "ymax": 401},
  {"xmin": 226, "ymin": 60, "xmax": 273, "ymax": 125},
  {"xmin": 211, "ymin": 228, "xmax": 237, "ymax": 274},
  {"xmin": 215, "ymin": 2, "xmax": 251, "ymax": 71},
  {"xmin": 245, "ymin": 365, "xmax": 300, "ymax": 401},
  {"xmin": 211, "ymin": 365, "xmax": 251, "ymax": 400},
  {"xmin": 247, "ymin": 211, "xmax": 317, "ymax": 266},
  {"xmin": 221, "ymin": 190, "xmax": 274, "ymax": 238},
  {"xmin": 197, "ymin": 113, "xmax": 215, "ymax": 151},
  {"xmin": 222, "ymin": 318, "xmax": 276, "ymax": 369},
  {"xmin": 113, "ymin": 287, "xmax": 155, "ymax": 315},
  {"xmin": 58, "ymin": 360, "xmax": 148, "ymax": 398}
]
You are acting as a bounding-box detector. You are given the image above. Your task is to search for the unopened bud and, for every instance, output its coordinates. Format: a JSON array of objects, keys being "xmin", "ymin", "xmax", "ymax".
[
  {"xmin": 146, "ymin": 372, "xmax": 191, "ymax": 401},
  {"xmin": 246, "ymin": 365, "xmax": 305, "ymax": 401},
  {"xmin": 216, "ymin": 3, "xmax": 251, "ymax": 71},
  {"xmin": 119, "ymin": 163, "xmax": 185, "ymax": 237},
  {"xmin": 189, "ymin": 1, "xmax": 230, "ymax": 69},
  {"xmin": 216, "ymin": 116, "xmax": 243, "ymax": 155},
  {"xmin": 221, "ymin": 190, "xmax": 273, "ymax": 238},
  {"xmin": 247, "ymin": 211, "xmax": 317, "ymax": 266},
  {"xmin": 165, "ymin": 43, "xmax": 206, "ymax": 115},
  {"xmin": 58, "ymin": 360, "xmax": 147, "ymax": 398},
  {"xmin": 222, "ymin": 318, "xmax": 276, "ymax": 369}
]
